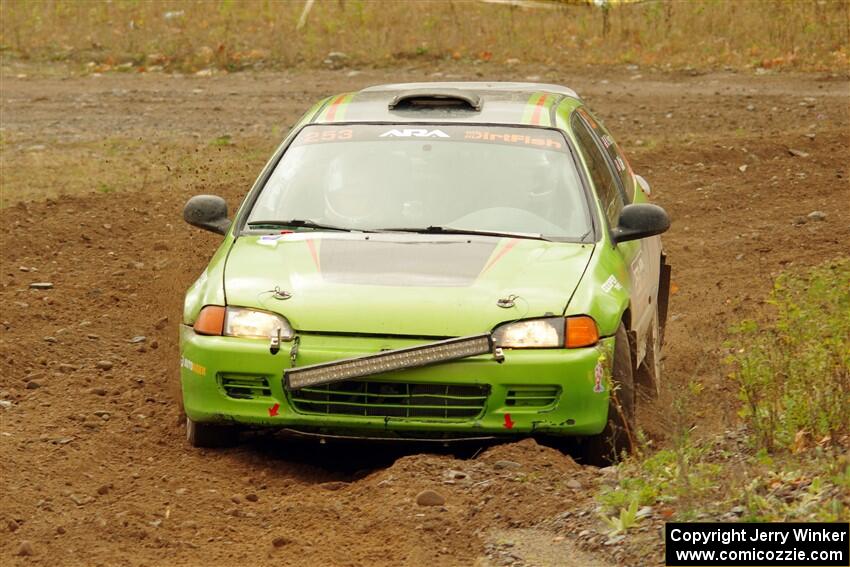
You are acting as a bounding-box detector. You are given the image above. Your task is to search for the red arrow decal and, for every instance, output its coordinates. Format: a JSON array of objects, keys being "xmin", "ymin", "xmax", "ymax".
[
  {"xmin": 504, "ymin": 413, "xmax": 514, "ymax": 429},
  {"xmin": 268, "ymin": 403, "xmax": 280, "ymax": 417}
]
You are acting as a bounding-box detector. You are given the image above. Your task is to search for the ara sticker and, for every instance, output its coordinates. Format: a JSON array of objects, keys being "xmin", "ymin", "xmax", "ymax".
[
  {"xmin": 601, "ymin": 275, "xmax": 623, "ymax": 293},
  {"xmin": 181, "ymin": 356, "xmax": 206, "ymax": 376},
  {"xmin": 379, "ymin": 128, "xmax": 449, "ymax": 138},
  {"xmin": 594, "ymin": 362, "xmax": 605, "ymax": 393}
]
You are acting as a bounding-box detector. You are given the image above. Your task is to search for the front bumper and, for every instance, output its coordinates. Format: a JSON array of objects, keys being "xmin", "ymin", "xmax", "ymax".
[{"xmin": 180, "ymin": 325, "xmax": 613, "ymax": 438}]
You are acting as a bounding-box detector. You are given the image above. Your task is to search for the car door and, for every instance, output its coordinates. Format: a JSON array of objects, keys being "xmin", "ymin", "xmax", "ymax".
[{"xmin": 572, "ymin": 109, "xmax": 658, "ymax": 363}]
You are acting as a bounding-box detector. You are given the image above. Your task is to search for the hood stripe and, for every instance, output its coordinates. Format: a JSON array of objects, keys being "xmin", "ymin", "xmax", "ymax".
[
  {"xmin": 305, "ymin": 239, "xmax": 321, "ymax": 271},
  {"xmin": 480, "ymin": 239, "xmax": 519, "ymax": 274}
]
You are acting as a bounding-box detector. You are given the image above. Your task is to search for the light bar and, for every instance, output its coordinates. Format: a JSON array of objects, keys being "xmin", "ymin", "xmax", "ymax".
[{"xmin": 284, "ymin": 334, "xmax": 493, "ymax": 390}]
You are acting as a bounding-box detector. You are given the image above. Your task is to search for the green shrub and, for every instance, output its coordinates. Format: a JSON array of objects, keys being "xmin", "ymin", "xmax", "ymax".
[{"xmin": 730, "ymin": 259, "xmax": 850, "ymax": 452}]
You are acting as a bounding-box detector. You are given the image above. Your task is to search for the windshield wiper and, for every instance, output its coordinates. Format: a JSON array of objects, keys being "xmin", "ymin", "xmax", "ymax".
[
  {"xmin": 247, "ymin": 219, "xmax": 355, "ymax": 232},
  {"xmin": 380, "ymin": 225, "xmax": 548, "ymax": 241}
]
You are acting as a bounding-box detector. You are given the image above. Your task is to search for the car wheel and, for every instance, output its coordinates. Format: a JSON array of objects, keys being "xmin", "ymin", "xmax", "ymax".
[
  {"xmin": 583, "ymin": 323, "xmax": 635, "ymax": 465},
  {"xmin": 186, "ymin": 417, "xmax": 237, "ymax": 448},
  {"xmin": 635, "ymin": 306, "xmax": 662, "ymax": 398}
]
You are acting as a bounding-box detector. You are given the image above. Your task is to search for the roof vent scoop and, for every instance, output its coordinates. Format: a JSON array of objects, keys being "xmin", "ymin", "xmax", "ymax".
[{"xmin": 388, "ymin": 89, "xmax": 482, "ymax": 111}]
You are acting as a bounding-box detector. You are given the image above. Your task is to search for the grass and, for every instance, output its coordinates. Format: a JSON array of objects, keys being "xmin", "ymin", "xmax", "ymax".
[
  {"xmin": 730, "ymin": 259, "xmax": 850, "ymax": 453},
  {"xmin": 599, "ymin": 259, "xmax": 850, "ymax": 523},
  {"xmin": 1, "ymin": 0, "xmax": 847, "ymax": 74}
]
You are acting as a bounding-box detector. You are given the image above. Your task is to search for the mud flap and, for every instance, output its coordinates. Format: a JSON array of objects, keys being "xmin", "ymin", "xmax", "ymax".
[{"xmin": 657, "ymin": 253, "xmax": 671, "ymax": 345}]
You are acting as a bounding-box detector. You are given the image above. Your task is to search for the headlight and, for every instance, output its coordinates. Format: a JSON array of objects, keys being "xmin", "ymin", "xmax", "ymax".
[
  {"xmin": 493, "ymin": 317, "xmax": 564, "ymax": 348},
  {"xmin": 492, "ymin": 316, "xmax": 599, "ymax": 348},
  {"xmin": 193, "ymin": 305, "xmax": 294, "ymax": 340},
  {"xmin": 224, "ymin": 307, "xmax": 294, "ymax": 339}
]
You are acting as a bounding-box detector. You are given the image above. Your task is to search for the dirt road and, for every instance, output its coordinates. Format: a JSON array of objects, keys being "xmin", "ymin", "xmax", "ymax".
[{"xmin": 1, "ymin": 64, "xmax": 848, "ymax": 566}]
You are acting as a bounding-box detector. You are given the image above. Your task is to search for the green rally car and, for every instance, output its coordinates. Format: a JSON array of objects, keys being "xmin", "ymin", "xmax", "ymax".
[{"xmin": 180, "ymin": 82, "xmax": 671, "ymax": 462}]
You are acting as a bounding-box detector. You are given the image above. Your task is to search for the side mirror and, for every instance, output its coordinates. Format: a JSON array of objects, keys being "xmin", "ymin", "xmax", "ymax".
[
  {"xmin": 183, "ymin": 195, "xmax": 231, "ymax": 235},
  {"xmin": 612, "ymin": 203, "xmax": 670, "ymax": 244}
]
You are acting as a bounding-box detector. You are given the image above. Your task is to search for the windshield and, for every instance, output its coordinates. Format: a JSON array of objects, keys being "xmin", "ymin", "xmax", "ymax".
[{"xmin": 247, "ymin": 124, "xmax": 592, "ymax": 240}]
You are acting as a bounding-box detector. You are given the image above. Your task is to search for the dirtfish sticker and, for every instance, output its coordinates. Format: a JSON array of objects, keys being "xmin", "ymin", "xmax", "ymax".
[
  {"xmin": 601, "ymin": 275, "xmax": 623, "ymax": 293},
  {"xmin": 594, "ymin": 360, "xmax": 605, "ymax": 393},
  {"xmin": 181, "ymin": 356, "xmax": 206, "ymax": 376}
]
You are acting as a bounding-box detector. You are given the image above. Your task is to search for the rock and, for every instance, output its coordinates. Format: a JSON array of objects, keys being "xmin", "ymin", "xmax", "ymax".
[
  {"xmin": 15, "ymin": 541, "xmax": 33, "ymax": 556},
  {"xmin": 96, "ymin": 484, "xmax": 111, "ymax": 495},
  {"xmin": 272, "ymin": 535, "xmax": 291, "ymax": 548},
  {"xmin": 56, "ymin": 526, "xmax": 65, "ymax": 535},
  {"xmin": 605, "ymin": 534, "xmax": 626, "ymax": 545},
  {"xmin": 25, "ymin": 380, "xmax": 41, "ymax": 389},
  {"xmin": 793, "ymin": 216, "xmax": 808, "ymax": 225},
  {"xmin": 58, "ymin": 363, "xmax": 78, "ymax": 372},
  {"xmin": 445, "ymin": 469, "xmax": 468, "ymax": 480},
  {"xmin": 493, "ymin": 460, "xmax": 522, "ymax": 470},
  {"xmin": 230, "ymin": 495, "xmax": 242, "ymax": 504},
  {"xmin": 566, "ymin": 479, "xmax": 582, "ymax": 490},
  {"xmin": 319, "ymin": 481, "xmax": 348, "ymax": 491},
  {"xmin": 731, "ymin": 505, "xmax": 745, "ymax": 515},
  {"xmin": 0, "ymin": 400, "xmax": 12, "ymax": 409},
  {"xmin": 154, "ymin": 316, "xmax": 169, "ymax": 330},
  {"xmin": 8, "ymin": 519, "xmax": 19, "ymax": 532},
  {"xmin": 129, "ymin": 336, "xmax": 146, "ymax": 344},
  {"xmin": 738, "ymin": 164, "xmax": 748, "ymax": 173},
  {"xmin": 244, "ymin": 493, "xmax": 258, "ymax": 502},
  {"xmin": 788, "ymin": 148, "xmax": 810, "ymax": 158},
  {"xmin": 807, "ymin": 211, "xmax": 827, "ymax": 221},
  {"xmin": 44, "ymin": 336, "xmax": 57, "ymax": 343},
  {"xmin": 69, "ymin": 494, "xmax": 94, "ymax": 506},
  {"xmin": 29, "ymin": 282, "xmax": 53, "ymax": 290},
  {"xmin": 90, "ymin": 387, "xmax": 107, "ymax": 396},
  {"xmin": 95, "ymin": 360, "xmax": 113, "ymax": 371},
  {"xmin": 636, "ymin": 506, "xmax": 654, "ymax": 519},
  {"xmin": 415, "ymin": 489, "xmax": 446, "ymax": 506},
  {"xmin": 93, "ymin": 410, "xmax": 110, "ymax": 419}
]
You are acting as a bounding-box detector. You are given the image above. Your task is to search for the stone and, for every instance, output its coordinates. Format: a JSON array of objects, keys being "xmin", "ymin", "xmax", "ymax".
[
  {"xmin": 415, "ymin": 489, "xmax": 446, "ymax": 506},
  {"xmin": 15, "ymin": 541, "xmax": 33, "ymax": 556},
  {"xmin": 29, "ymin": 282, "xmax": 53, "ymax": 290},
  {"xmin": 154, "ymin": 316, "xmax": 169, "ymax": 330},
  {"xmin": 25, "ymin": 380, "xmax": 41, "ymax": 389},
  {"xmin": 129, "ymin": 336, "xmax": 146, "ymax": 344},
  {"xmin": 566, "ymin": 479, "xmax": 582, "ymax": 490},
  {"xmin": 807, "ymin": 211, "xmax": 827, "ymax": 221},
  {"xmin": 493, "ymin": 460, "xmax": 522, "ymax": 470},
  {"xmin": 95, "ymin": 360, "xmax": 113, "ymax": 371},
  {"xmin": 272, "ymin": 535, "xmax": 291, "ymax": 548},
  {"xmin": 244, "ymin": 493, "xmax": 258, "ymax": 502}
]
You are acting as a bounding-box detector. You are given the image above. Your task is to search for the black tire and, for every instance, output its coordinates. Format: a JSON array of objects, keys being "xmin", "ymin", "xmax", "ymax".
[
  {"xmin": 583, "ymin": 323, "xmax": 635, "ymax": 465},
  {"xmin": 186, "ymin": 417, "xmax": 237, "ymax": 448}
]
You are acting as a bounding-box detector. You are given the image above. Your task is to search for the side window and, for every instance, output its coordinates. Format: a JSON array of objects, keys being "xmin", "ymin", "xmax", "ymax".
[
  {"xmin": 572, "ymin": 114, "xmax": 624, "ymax": 227},
  {"xmin": 576, "ymin": 108, "xmax": 634, "ymax": 202},
  {"xmin": 595, "ymin": 127, "xmax": 634, "ymax": 202}
]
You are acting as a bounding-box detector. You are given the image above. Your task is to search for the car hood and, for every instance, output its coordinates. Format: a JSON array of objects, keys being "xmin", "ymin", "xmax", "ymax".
[{"xmin": 224, "ymin": 232, "xmax": 594, "ymax": 336}]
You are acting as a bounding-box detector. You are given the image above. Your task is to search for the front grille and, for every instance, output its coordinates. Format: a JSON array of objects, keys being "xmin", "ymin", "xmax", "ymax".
[
  {"xmin": 288, "ymin": 380, "xmax": 489, "ymax": 420},
  {"xmin": 504, "ymin": 386, "xmax": 560, "ymax": 408},
  {"xmin": 219, "ymin": 374, "xmax": 272, "ymax": 400}
]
